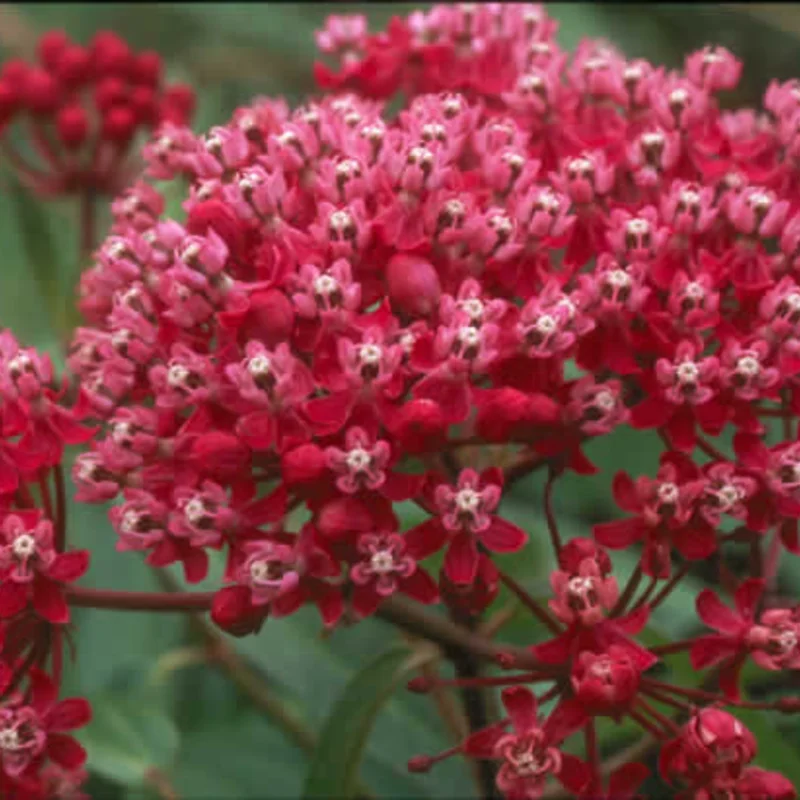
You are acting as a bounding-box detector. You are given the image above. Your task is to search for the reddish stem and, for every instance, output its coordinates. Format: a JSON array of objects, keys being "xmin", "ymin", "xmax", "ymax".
[
  {"xmin": 496, "ymin": 571, "xmax": 562, "ymax": 635},
  {"xmin": 53, "ymin": 464, "xmax": 67, "ymax": 552},
  {"xmin": 647, "ymin": 562, "xmax": 691, "ymax": 613},
  {"xmin": 543, "ymin": 467, "xmax": 563, "ymax": 557},
  {"xmin": 611, "ymin": 564, "xmax": 642, "ymax": 618},
  {"xmin": 67, "ymin": 586, "xmax": 214, "ymax": 612},
  {"xmin": 585, "ymin": 721, "xmax": 600, "ymax": 795},
  {"xmin": 649, "ymin": 638, "xmax": 697, "ymax": 656},
  {"xmin": 38, "ymin": 468, "xmax": 53, "ymax": 523},
  {"xmin": 695, "ymin": 436, "xmax": 729, "ymax": 463}
]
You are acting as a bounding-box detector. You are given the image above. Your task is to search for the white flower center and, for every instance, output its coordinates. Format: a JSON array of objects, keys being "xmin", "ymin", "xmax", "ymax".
[
  {"xmin": 748, "ymin": 191, "xmax": 772, "ymax": 211},
  {"xmin": 167, "ymin": 364, "xmax": 190, "ymax": 387},
  {"xmin": 250, "ymin": 560, "xmax": 271, "ymax": 582},
  {"xmin": 626, "ymin": 219, "xmax": 649, "ymax": 237},
  {"xmin": 455, "ymin": 488, "xmax": 480, "ymax": 512},
  {"xmin": 248, "ymin": 354, "xmax": 271, "ymax": 376},
  {"xmin": 370, "ymin": 550, "xmax": 396, "ymax": 574},
  {"xmin": 359, "ymin": 344, "xmax": 382, "ymax": 365},
  {"xmin": 184, "ymin": 497, "xmax": 207, "ymax": 524},
  {"xmin": 641, "ymin": 132, "xmax": 664, "ymax": 148},
  {"xmin": 11, "ymin": 534, "xmax": 36, "ymax": 559},
  {"xmin": 121, "ymin": 510, "xmax": 141, "ymax": 533},
  {"xmin": 329, "ymin": 210, "xmax": 354, "ymax": 231},
  {"xmin": 658, "ymin": 482, "xmax": 679, "ymax": 504},
  {"xmin": 314, "ymin": 274, "xmax": 339, "ymax": 296},
  {"xmin": 676, "ymin": 361, "xmax": 699, "ymax": 384},
  {"xmin": 669, "ymin": 88, "xmax": 689, "ymax": 105},
  {"xmin": 536, "ymin": 314, "xmax": 557, "ymax": 334},
  {"xmin": 0, "ymin": 728, "xmax": 20, "ymax": 751},
  {"xmin": 594, "ymin": 390, "xmax": 616, "ymax": 411},
  {"xmin": 181, "ymin": 242, "xmax": 202, "ymax": 263},
  {"xmin": 346, "ymin": 448, "xmax": 372, "ymax": 471},
  {"xmin": 607, "ymin": 269, "xmax": 631, "ymax": 288},
  {"xmin": 717, "ymin": 484, "xmax": 742, "ymax": 509},
  {"xmin": 460, "ymin": 298, "xmax": 484, "ymax": 321},
  {"xmin": 786, "ymin": 293, "xmax": 800, "ymax": 311},
  {"xmin": 685, "ymin": 282, "xmax": 705, "ymax": 300},
  {"xmin": 736, "ymin": 355, "xmax": 760, "ymax": 377},
  {"xmin": 458, "ymin": 326, "xmax": 481, "ymax": 347}
]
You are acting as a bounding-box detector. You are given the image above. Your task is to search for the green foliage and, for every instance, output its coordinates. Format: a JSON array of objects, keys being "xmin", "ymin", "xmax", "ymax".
[{"xmin": 303, "ymin": 644, "xmax": 439, "ymax": 799}]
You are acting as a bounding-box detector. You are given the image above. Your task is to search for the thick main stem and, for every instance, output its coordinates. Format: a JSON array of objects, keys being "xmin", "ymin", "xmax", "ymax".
[{"xmin": 447, "ymin": 610, "xmax": 500, "ymax": 800}]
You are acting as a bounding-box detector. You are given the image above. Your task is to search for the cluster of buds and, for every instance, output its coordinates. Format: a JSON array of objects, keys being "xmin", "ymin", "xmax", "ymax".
[
  {"xmin": 0, "ymin": 5, "xmax": 799, "ymax": 798},
  {"xmin": 0, "ymin": 30, "xmax": 194, "ymax": 198}
]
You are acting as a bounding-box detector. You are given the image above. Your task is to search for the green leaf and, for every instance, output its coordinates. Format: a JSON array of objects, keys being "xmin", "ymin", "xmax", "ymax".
[
  {"xmin": 733, "ymin": 708, "xmax": 800, "ymax": 788},
  {"xmin": 303, "ymin": 643, "xmax": 437, "ymax": 800},
  {"xmin": 170, "ymin": 711, "xmax": 307, "ymax": 799},
  {"xmin": 77, "ymin": 690, "xmax": 180, "ymax": 787}
]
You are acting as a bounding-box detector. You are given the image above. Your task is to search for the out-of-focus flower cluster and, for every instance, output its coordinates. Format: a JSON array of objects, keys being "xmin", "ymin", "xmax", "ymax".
[
  {"xmin": 0, "ymin": 30, "xmax": 194, "ymax": 198},
  {"xmin": 10, "ymin": 3, "xmax": 799, "ymax": 797}
]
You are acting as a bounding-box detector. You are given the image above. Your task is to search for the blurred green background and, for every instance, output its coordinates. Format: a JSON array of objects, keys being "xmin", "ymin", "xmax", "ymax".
[{"xmin": 1, "ymin": 3, "xmax": 799, "ymax": 798}]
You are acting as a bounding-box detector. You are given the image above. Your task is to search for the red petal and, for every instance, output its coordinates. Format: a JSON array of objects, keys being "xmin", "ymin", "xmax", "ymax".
[
  {"xmin": 593, "ymin": 517, "xmax": 644, "ymax": 549},
  {"xmin": 181, "ymin": 548, "xmax": 209, "ymax": 584},
  {"xmin": 0, "ymin": 580, "xmax": 28, "ymax": 618},
  {"xmin": 479, "ymin": 517, "xmax": 527, "ymax": 553},
  {"xmin": 612, "ymin": 471, "xmax": 640, "ymax": 513},
  {"xmin": 403, "ymin": 519, "xmax": 449, "ymax": 561},
  {"xmin": 630, "ymin": 396, "xmax": 672, "ymax": 429},
  {"xmin": 28, "ymin": 669, "xmax": 57, "ymax": 714},
  {"xmin": 501, "ymin": 686, "xmax": 538, "ymax": 733},
  {"xmin": 244, "ymin": 484, "xmax": 288, "ymax": 525},
  {"xmin": 33, "ymin": 579, "xmax": 69, "ymax": 624},
  {"xmin": 314, "ymin": 584, "xmax": 343, "ymax": 628},
  {"xmin": 733, "ymin": 432, "xmax": 769, "ymax": 468},
  {"xmin": 413, "ymin": 375, "xmax": 471, "ymax": 424},
  {"xmin": 462, "ymin": 723, "xmax": 506, "ymax": 758},
  {"xmin": 544, "ymin": 698, "xmax": 587, "ymax": 744},
  {"xmin": 614, "ymin": 605, "xmax": 650, "ymax": 635},
  {"xmin": 608, "ymin": 762, "xmax": 650, "ymax": 798},
  {"xmin": 381, "ymin": 471, "xmax": 423, "ymax": 502},
  {"xmin": 352, "ymin": 584, "xmax": 382, "ymax": 618},
  {"xmin": 400, "ymin": 568, "xmax": 439, "ymax": 605},
  {"xmin": 304, "ymin": 392, "xmax": 353, "ymax": 436},
  {"xmin": 718, "ymin": 656, "xmax": 745, "ymax": 700},
  {"xmin": 236, "ymin": 411, "xmax": 274, "ymax": 450},
  {"xmin": 665, "ymin": 406, "xmax": 695, "ymax": 453},
  {"xmin": 531, "ymin": 630, "xmax": 574, "ymax": 665},
  {"xmin": 47, "ymin": 551, "xmax": 90, "ymax": 583},
  {"xmin": 46, "ymin": 698, "xmax": 92, "ymax": 732},
  {"xmin": 555, "ymin": 753, "xmax": 591, "ymax": 793},
  {"xmin": 734, "ymin": 578, "xmax": 765, "ymax": 621},
  {"xmin": 690, "ymin": 635, "xmax": 737, "ymax": 669},
  {"xmin": 46, "ymin": 734, "xmax": 87, "ymax": 769},
  {"xmin": 443, "ymin": 532, "xmax": 479, "ymax": 585},
  {"xmin": 696, "ymin": 589, "xmax": 745, "ymax": 635},
  {"xmin": 673, "ymin": 523, "xmax": 717, "ymax": 561}
]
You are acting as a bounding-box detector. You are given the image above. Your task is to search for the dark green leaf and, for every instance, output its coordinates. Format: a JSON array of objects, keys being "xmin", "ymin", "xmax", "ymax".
[
  {"xmin": 78, "ymin": 690, "xmax": 180, "ymax": 787},
  {"xmin": 303, "ymin": 643, "xmax": 437, "ymax": 800}
]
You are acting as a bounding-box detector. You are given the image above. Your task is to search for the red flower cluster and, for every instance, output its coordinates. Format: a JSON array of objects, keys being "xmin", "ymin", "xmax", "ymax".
[
  {"xmin": 0, "ymin": 30, "xmax": 194, "ymax": 197},
  {"xmin": 0, "ymin": 4, "xmax": 795, "ymax": 798},
  {"xmin": 0, "ymin": 332, "xmax": 94, "ymax": 798},
  {"xmin": 61, "ymin": 3, "xmax": 800, "ymax": 796}
]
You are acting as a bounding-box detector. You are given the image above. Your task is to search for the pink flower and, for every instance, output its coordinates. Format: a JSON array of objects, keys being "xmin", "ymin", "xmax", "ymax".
[{"xmin": 0, "ymin": 513, "xmax": 89, "ymax": 624}]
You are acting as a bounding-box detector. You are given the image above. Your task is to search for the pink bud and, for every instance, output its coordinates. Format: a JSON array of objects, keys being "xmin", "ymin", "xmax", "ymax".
[{"xmin": 386, "ymin": 255, "xmax": 441, "ymax": 317}]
